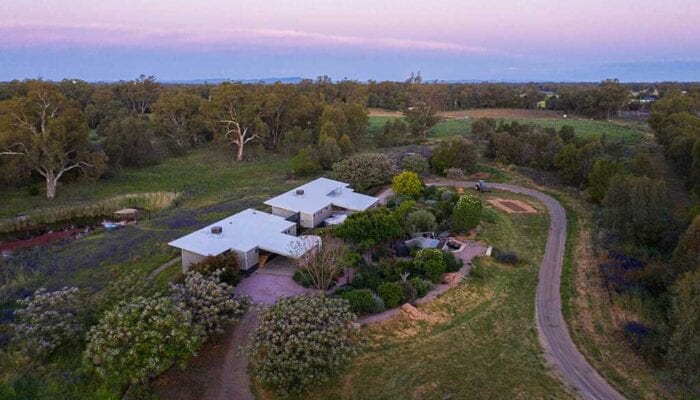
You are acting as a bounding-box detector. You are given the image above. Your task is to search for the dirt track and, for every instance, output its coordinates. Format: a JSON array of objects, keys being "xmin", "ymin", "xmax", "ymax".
[
  {"xmin": 462, "ymin": 182, "xmax": 625, "ymax": 400},
  {"xmin": 381, "ymin": 181, "xmax": 626, "ymax": 400}
]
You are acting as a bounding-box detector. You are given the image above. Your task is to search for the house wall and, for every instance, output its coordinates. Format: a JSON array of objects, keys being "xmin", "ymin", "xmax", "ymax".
[
  {"xmin": 271, "ymin": 206, "xmax": 296, "ymax": 218},
  {"xmin": 181, "ymin": 249, "xmax": 206, "ymax": 271},
  {"xmin": 300, "ymin": 212, "xmax": 315, "ymax": 228},
  {"xmin": 312, "ymin": 204, "xmax": 334, "ymax": 227},
  {"xmin": 241, "ymin": 247, "xmax": 259, "ymax": 270}
]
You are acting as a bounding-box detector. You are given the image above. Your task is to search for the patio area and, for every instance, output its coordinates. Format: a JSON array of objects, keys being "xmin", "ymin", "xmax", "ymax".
[{"xmin": 235, "ymin": 256, "xmax": 316, "ymax": 305}]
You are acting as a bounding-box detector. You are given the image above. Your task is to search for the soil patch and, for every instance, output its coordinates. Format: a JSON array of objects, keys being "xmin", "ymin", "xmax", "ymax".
[
  {"xmin": 488, "ymin": 198, "xmax": 538, "ymax": 214},
  {"xmin": 0, "ymin": 228, "xmax": 83, "ymax": 253},
  {"xmin": 439, "ymin": 108, "xmax": 563, "ymax": 120},
  {"xmin": 368, "ymin": 108, "xmax": 404, "ymax": 117}
]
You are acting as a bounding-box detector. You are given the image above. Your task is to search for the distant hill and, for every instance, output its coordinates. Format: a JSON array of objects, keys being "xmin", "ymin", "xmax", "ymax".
[{"xmin": 162, "ymin": 77, "xmax": 304, "ymax": 85}]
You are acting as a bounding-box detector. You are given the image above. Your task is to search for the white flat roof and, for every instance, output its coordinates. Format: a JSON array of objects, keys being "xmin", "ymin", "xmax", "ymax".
[
  {"xmin": 168, "ymin": 208, "xmax": 299, "ymax": 256},
  {"xmin": 263, "ymin": 177, "xmax": 378, "ymax": 214}
]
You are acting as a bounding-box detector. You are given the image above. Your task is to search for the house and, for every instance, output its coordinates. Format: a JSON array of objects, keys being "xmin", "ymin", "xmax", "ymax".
[
  {"xmin": 264, "ymin": 177, "xmax": 379, "ymax": 228},
  {"xmin": 168, "ymin": 208, "xmax": 320, "ymax": 272}
]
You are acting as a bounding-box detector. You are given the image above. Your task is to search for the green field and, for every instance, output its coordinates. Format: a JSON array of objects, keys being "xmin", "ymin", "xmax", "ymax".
[
  {"xmin": 0, "ymin": 145, "xmax": 297, "ymax": 219},
  {"xmin": 425, "ymin": 117, "xmax": 647, "ymax": 144},
  {"xmin": 279, "ymin": 192, "xmax": 573, "ymax": 400},
  {"xmin": 367, "ymin": 115, "xmax": 401, "ymax": 138}
]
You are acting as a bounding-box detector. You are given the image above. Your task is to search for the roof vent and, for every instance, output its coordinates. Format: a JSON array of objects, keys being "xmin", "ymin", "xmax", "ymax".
[
  {"xmin": 211, "ymin": 226, "xmax": 223, "ymax": 235},
  {"xmin": 295, "ymin": 189, "xmax": 304, "ymax": 196}
]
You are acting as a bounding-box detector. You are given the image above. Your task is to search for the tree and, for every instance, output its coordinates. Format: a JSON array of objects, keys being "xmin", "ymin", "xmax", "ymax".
[
  {"xmin": 452, "ymin": 195, "xmax": 482, "ymax": 232},
  {"xmin": 259, "ymin": 83, "xmax": 299, "ymax": 149},
  {"xmin": 430, "ymin": 138, "xmax": 478, "ymax": 173},
  {"xmin": 331, "ymin": 153, "xmax": 396, "ymax": 192},
  {"xmin": 335, "ymin": 208, "xmax": 402, "ymax": 249},
  {"xmin": 392, "ymin": 171, "xmax": 423, "ymax": 198},
  {"xmin": 318, "ymin": 134, "xmax": 343, "ymax": 169},
  {"xmin": 207, "ymin": 83, "xmax": 264, "ymax": 161},
  {"xmin": 471, "ymin": 117, "xmax": 496, "ymax": 140},
  {"xmin": 400, "ymin": 153, "xmax": 429, "ymax": 175},
  {"xmin": 291, "ymin": 145, "xmax": 322, "ymax": 176},
  {"xmin": 602, "ymin": 175, "xmax": 675, "ymax": 248},
  {"xmin": 12, "ymin": 287, "xmax": 83, "ymax": 361},
  {"xmin": 671, "ymin": 216, "xmax": 700, "ymax": 275},
  {"xmin": 114, "ymin": 75, "xmax": 160, "ymax": 115},
  {"xmin": 594, "ymin": 79, "xmax": 629, "ymax": 119},
  {"xmin": 586, "ymin": 159, "xmax": 623, "ymax": 203},
  {"xmin": 405, "ymin": 105, "xmax": 438, "ymax": 137},
  {"xmin": 667, "ymin": 268, "xmax": 700, "ymax": 386},
  {"xmin": 290, "ymin": 237, "xmax": 345, "ymax": 291},
  {"xmin": 405, "ymin": 209, "xmax": 437, "ymax": 235},
  {"xmin": 151, "ymin": 88, "xmax": 205, "ymax": 149},
  {"xmin": 103, "ymin": 115, "xmax": 159, "ymax": 168},
  {"xmin": 374, "ymin": 118, "xmax": 408, "ymax": 148},
  {"xmin": 249, "ymin": 295, "xmax": 359, "ymax": 395},
  {"xmin": 84, "ymin": 296, "xmax": 201, "ymax": 386},
  {"xmin": 170, "ymin": 270, "xmax": 249, "ymax": 336},
  {"xmin": 0, "ymin": 81, "xmax": 103, "ymax": 199}
]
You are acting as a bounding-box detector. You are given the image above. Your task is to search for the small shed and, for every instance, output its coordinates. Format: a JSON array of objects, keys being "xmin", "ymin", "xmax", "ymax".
[{"xmin": 114, "ymin": 208, "xmax": 140, "ymax": 222}]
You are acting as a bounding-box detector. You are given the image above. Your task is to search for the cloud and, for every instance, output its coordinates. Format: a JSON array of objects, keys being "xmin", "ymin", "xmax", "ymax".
[{"xmin": 0, "ymin": 23, "xmax": 512, "ymax": 56}]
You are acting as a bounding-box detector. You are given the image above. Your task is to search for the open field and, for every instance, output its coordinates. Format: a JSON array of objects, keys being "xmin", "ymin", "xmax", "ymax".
[
  {"xmin": 0, "ymin": 145, "xmax": 296, "ymax": 219},
  {"xmin": 367, "ymin": 108, "xmax": 404, "ymax": 117},
  {"xmin": 425, "ymin": 115, "xmax": 648, "ymax": 144},
  {"xmin": 255, "ymin": 191, "xmax": 573, "ymax": 400}
]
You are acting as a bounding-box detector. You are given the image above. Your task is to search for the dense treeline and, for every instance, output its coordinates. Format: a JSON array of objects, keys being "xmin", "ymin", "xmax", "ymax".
[
  {"xmin": 2, "ymin": 76, "xmax": 699, "ymax": 200},
  {"xmin": 0, "ymin": 76, "xmax": 374, "ymax": 198}
]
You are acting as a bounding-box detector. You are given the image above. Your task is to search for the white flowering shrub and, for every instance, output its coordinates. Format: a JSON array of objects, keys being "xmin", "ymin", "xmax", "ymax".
[
  {"xmin": 12, "ymin": 287, "xmax": 83, "ymax": 360},
  {"xmin": 83, "ymin": 296, "xmax": 202, "ymax": 386},
  {"xmin": 170, "ymin": 269, "xmax": 249, "ymax": 336},
  {"xmin": 250, "ymin": 295, "xmax": 360, "ymax": 395}
]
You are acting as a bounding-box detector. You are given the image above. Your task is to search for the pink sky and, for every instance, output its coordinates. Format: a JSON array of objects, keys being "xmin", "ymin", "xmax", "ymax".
[
  {"xmin": 2, "ymin": 0, "xmax": 698, "ymax": 58},
  {"xmin": 1, "ymin": 0, "xmax": 698, "ymax": 81}
]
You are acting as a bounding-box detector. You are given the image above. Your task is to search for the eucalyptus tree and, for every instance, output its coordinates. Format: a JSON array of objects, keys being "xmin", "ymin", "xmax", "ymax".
[{"xmin": 0, "ymin": 81, "xmax": 103, "ymax": 199}]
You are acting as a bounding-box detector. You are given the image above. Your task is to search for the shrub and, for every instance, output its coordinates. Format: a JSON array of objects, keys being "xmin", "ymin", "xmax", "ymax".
[
  {"xmin": 400, "ymin": 280, "xmax": 417, "ymax": 303},
  {"xmin": 293, "ymin": 269, "xmax": 314, "ymax": 288},
  {"xmin": 392, "ymin": 171, "xmax": 423, "ymax": 198},
  {"xmin": 405, "ymin": 209, "xmax": 437, "ymax": 235},
  {"xmin": 374, "ymin": 119, "xmax": 409, "ymax": 148},
  {"xmin": 494, "ymin": 249, "xmax": 519, "ymax": 265},
  {"xmin": 444, "ymin": 167, "xmax": 465, "ymax": 183},
  {"xmin": 443, "ymin": 251, "xmax": 463, "ymax": 272},
  {"xmin": 376, "ymin": 282, "xmax": 403, "ymax": 308},
  {"xmin": 331, "ymin": 153, "xmax": 397, "ymax": 192},
  {"xmin": 291, "ymin": 145, "xmax": 322, "ymax": 176},
  {"xmin": 170, "ymin": 270, "xmax": 249, "ymax": 336},
  {"xmin": 430, "ymin": 137, "xmax": 478, "ymax": 173},
  {"xmin": 84, "ymin": 296, "xmax": 202, "ymax": 386},
  {"xmin": 188, "ymin": 253, "xmax": 242, "ymax": 286},
  {"xmin": 410, "ymin": 277, "xmax": 433, "ymax": 298},
  {"xmin": 667, "ymin": 268, "xmax": 700, "ymax": 385},
  {"xmin": 335, "ymin": 208, "xmax": 402, "ymax": 248},
  {"xmin": 93, "ymin": 272, "xmax": 152, "ymax": 316},
  {"xmin": 401, "ymin": 153, "xmax": 429, "ymax": 175},
  {"xmin": 249, "ymin": 295, "xmax": 359, "ymax": 395},
  {"xmin": 340, "ymin": 289, "xmax": 380, "ymax": 315},
  {"xmin": 452, "ymin": 195, "xmax": 482, "ymax": 232},
  {"xmin": 12, "ymin": 287, "xmax": 83, "ymax": 360},
  {"xmin": 414, "ymin": 248, "xmax": 447, "ymax": 283}
]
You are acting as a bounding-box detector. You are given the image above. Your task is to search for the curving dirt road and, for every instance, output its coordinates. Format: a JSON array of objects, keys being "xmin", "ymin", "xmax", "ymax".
[
  {"xmin": 460, "ymin": 182, "xmax": 625, "ymax": 400},
  {"xmin": 381, "ymin": 181, "xmax": 625, "ymax": 399}
]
